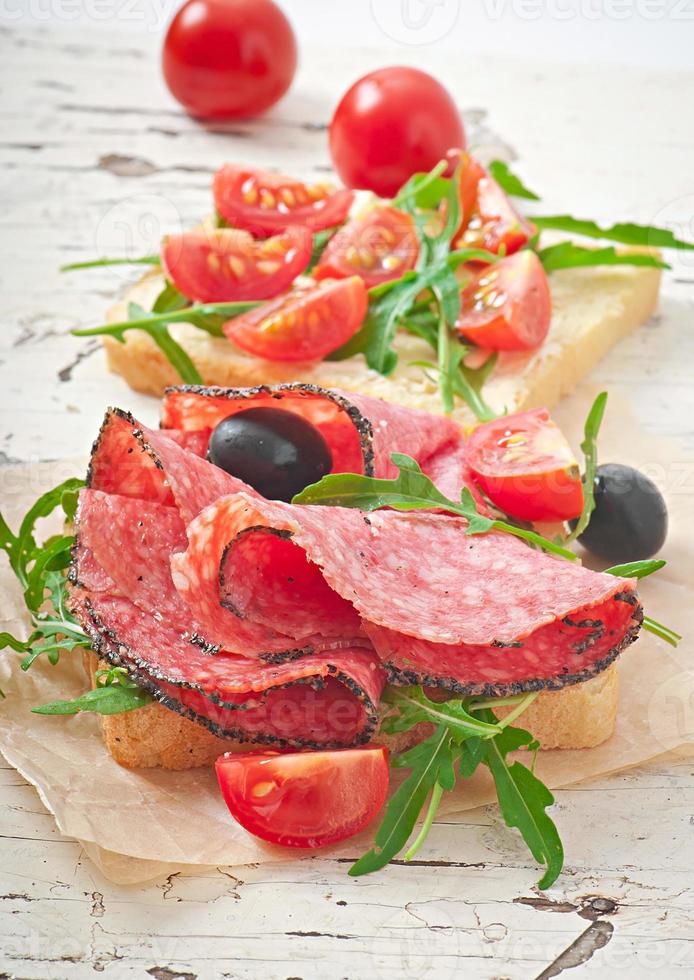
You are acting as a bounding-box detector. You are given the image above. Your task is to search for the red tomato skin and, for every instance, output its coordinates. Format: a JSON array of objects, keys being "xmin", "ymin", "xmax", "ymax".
[
  {"xmin": 329, "ymin": 67, "xmax": 466, "ymax": 198},
  {"xmin": 215, "ymin": 746, "xmax": 390, "ymax": 848},
  {"xmin": 214, "ymin": 165, "xmax": 354, "ymax": 237},
  {"xmin": 162, "ymin": 0, "xmax": 297, "ymax": 120},
  {"xmin": 454, "ymin": 170, "xmax": 536, "ymax": 256},
  {"xmin": 161, "ymin": 226, "xmax": 312, "ymax": 303},
  {"xmin": 455, "ymin": 250, "xmax": 552, "ymax": 351},
  {"xmin": 445, "ymin": 150, "xmax": 486, "ymax": 228},
  {"xmin": 466, "ymin": 408, "xmax": 584, "ymax": 523},
  {"xmin": 223, "ymin": 276, "xmax": 368, "ymax": 361},
  {"xmin": 314, "ymin": 206, "xmax": 419, "ymax": 288}
]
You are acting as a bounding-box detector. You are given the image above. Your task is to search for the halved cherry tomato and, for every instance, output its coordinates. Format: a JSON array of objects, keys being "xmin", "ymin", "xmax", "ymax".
[
  {"xmin": 215, "ymin": 746, "xmax": 389, "ymax": 848},
  {"xmin": 465, "ymin": 408, "xmax": 584, "ymax": 522},
  {"xmin": 445, "ymin": 150, "xmax": 486, "ymax": 231},
  {"xmin": 224, "ymin": 276, "xmax": 368, "ymax": 361},
  {"xmin": 455, "ymin": 250, "xmax": 551, "ymax": 351},
  {"xmin": 214, "ymin": 165, "xmax": 354, "ymax": 237},
  {"xmin": 450, "ymin": 156, "xmax": 536, "ymax": 257},
  {"xmin": 161, "ymin": 226, "xmax": 312, "ymax": 303},
  {"xmin": 314, "ymin": 206, "xmax": 419, "ymax": 288}
]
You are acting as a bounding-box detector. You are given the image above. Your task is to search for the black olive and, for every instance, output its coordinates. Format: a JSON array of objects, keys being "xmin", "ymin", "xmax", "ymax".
[
  {"xmin": 207, "ymin": 407, "xmax": 333, "ymax": 502},
  {"xmin": 571, "ymin": 462, "xmax": 668, "ymax": 563}
]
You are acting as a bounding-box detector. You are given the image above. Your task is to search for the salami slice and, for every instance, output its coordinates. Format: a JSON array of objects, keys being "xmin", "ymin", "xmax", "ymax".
[
  {"xmin": 88, "ymin": 409, "xmax": 251, "ymax": 522},
  {"xmin": 363, "ymin": 603, "xmax": 642, "ymax": 696},
  {"xmin": 172, "ymin": 493, "xmax": 642, "ymax": 694},
  {"xmin": 161, "ymin": 383, "xmax": 461, "ymax": 479},
  {"xmin": 74, "ymin": 387, "xmax": 643, "ymax": 748},
  {"xmin": 85, "ymin": 411, "xmax": 368, "ymax": 656},
  {"xmin": 69, "ymin": 587, "xmax": 383, "ymax": 747},
  {"xmin": 78, "ymin": 490, "xmax": 191, "ymax": 630}
]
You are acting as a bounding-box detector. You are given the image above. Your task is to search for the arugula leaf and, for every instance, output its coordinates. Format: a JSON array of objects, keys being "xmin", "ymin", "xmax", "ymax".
[
  {"xmin": 128, "ymin": 302, "xmax": 204, "ymax": 384},
  {"xmin": 566, "ymin": 392, "xmax": 608, "ymax": 544},
  {"xmin": 455, "ymin": 350, "xmax": 498, "ymax": 422},
  {"xmin": 32, "ymin": 667, "xmax": 151, "ymax": 716},
  {"xmin": 1, "ymin": 632, "xmax": 36, "ymax": 653},
  {"xmin": 488, "ymin": 161, "xmax": 540, "ymax": 201},
  {"xmin": 72, "ymin": 300, "xmax": 260, "ymax": 341},
  {"xmin": 604, "ymin": 559, "xmax": 666, "ymax": 579},
  {"xmin": 329, "ymin": 156, "xmax": 496, "ymax": 388},
  {"xmin": 447, "ymin": 248, "xmax": 499, "ymax": 270},
  {"xmin": 428, "ymin": 167, "xmax": 462, "ymax": 263},
  {"xmin": 328, "ymin": 272, "xmax": 423, "ymax": 373},
  {"xmin": 329, "ymin": 248, "xmax": 496, "ymax": 387},
  {"xmin": 538, "ymin": 242, "xmax": 668, "ymax": 273},
  {"xmin": 393, "ymin": 161, "xmax": 448, "ymax": 210},
  {"xmin": 484, "ymin": 736, "xmax": 564, "ymax": 889},
  {"xmin": 152, "ymin": 280, "xmax": 189, "ymax": 314},
  {"xmin": 382, "ymin": 687, "xmax": 503, "ymax": 740},
  {"xmin": 349, "ymin": 725, "xmax": 453, "ymax": 875},
  {"xmin": 352, "ymin": 692, "xmax": 562, "ymax": 887},
  {"xmin": 1, "ymin": 478, "xmax": 84, "ymax": 593},
  {"xmin": 1, "ymin": 479, "xmax": 92, "ymax": 677},
  {"xmin": 71, "ymin": 299, "xmax": 260, "ymax": 384},
  {"xmin": 306, "ymin": 225, "xmax": 342, "ymax": 273},
  {"xmin": 404, "ymin": 314, "xmax": 498, "ymax": 423},
  {"xmin": 642, "ymin": 615, "xmax": 682, "ymax": 647},
  {"xmin": 2, "ymin": 482, "xmax": 153, "ymax": 715},
  {"xmin": 459, "ymin": 736, "xmax": 485, "ymax": 779},
  {"xmin": 531, "ymin": 214, "xmax": 694, "ymax": 251},
  {"xmin": 60, "ymin": 255, "xmax": 160, "ymax": 272},
  {"xmin": 604, "ymin": 561, "xmax": 679, "ymax": 645},
  {"xmin": 433, "ymin": 278, "xmax": 459, "ymax": 413},
  {"xmin": 294, "ymin": 452, "xmax": 577, "ymax": 561}
]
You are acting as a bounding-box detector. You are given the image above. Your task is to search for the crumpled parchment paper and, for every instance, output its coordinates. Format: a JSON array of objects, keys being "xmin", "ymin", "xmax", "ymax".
[{"xmin": 1, "ymin": 388, "xmax": 692, "ymax": 884}]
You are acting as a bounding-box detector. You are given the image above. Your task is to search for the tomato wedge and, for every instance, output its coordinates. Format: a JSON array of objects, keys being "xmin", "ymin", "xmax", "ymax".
[
  {"xmin": 215, "ymin": 746, "xmax": 389, "ymax": 848},
  {"xmin": 161, "ymin": 226, "xmax": 312, "ymax": 303},
  {"xmin": 449, "ymin": 155, "xmax": 536, "ymax": 256},
  {"xmin": 314, "ymin": 205, "xmax": 419, "ymax": 288},
  {"xmin": 446, "ymin": 150, "xmax": 486, "ymax": 230},
  {"xmin": 214, "ymin": 165, "xmax": 354, "ymax": 237},
  {"xmin": 224, "ymin": 276, "xmax": 368, "ymax": 361},
  {"xmin": 455, "ymin": 250, "xmax": 551, "ymax": 351},
  {"xmin": 465, "ymin": 408, "xmax": 584, "ymax": 522}
]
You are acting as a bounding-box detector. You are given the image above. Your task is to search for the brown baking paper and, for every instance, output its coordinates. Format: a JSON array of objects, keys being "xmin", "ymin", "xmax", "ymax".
[{"xmin": 1, "ymin": 388, "xmax": 693, "ymax": 885}]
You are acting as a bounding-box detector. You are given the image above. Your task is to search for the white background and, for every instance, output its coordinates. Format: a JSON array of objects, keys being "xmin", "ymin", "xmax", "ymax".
[{"xmin": 1, "ymin": 0, "xmax": 692, "ymax": 70}]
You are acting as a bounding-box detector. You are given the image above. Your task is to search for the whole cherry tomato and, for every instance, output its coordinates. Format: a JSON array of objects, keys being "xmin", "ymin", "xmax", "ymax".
[
  {"xmin": 329, "ymin": 67, "xmax": 466, "ymax": 198},
  {"xmin": 162, "ymin": 0, "xmax": 297, "ymax": 119}
]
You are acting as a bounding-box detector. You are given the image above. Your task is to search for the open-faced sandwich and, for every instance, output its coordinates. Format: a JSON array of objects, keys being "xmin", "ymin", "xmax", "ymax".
[
  {"xmin": 63, "ymin": 151, "xmax": 690, "ymax": 428},
  {"xmin": 2, "ymin": 382, "xmax": 677, "ymax": 885}
]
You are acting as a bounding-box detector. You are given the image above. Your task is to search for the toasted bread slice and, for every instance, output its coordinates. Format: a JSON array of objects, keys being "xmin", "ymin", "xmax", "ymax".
[
  {"xmin": 103, "ymin": 264, "xmax": 660, "ymax": 427},
  {"xmin": 85, "ymin": 653, "xmax": 618, "ymax": 769}
]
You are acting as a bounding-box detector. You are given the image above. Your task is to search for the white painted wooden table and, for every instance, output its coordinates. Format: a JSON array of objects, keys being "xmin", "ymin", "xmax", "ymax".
[{"xmin": 1, "ymin": 20, "xmax": 694, "ymax": 980}]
